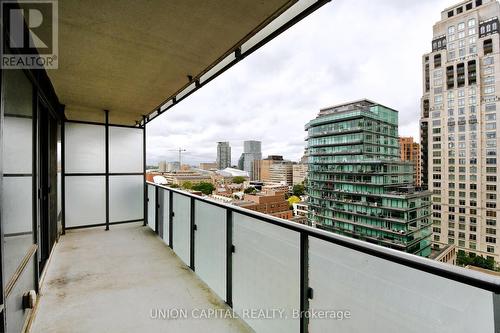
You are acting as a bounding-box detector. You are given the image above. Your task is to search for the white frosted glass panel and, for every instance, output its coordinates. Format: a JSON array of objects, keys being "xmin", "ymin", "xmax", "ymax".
[
  {"xmin": 2, "ymin": 177, "xmax": 34, "ymax": 288},
  {"xmin": 65, "ymin": 123, "xmax": 105, "ymax": 173},
  {"xmin": 161, "ymin": 189, "xmax": 170, "ymax": 245},
  {"xmin": 194, "ymin": 201, "xmax": 226, "ymax": 300},
  {"xmin": 308, "ymin": 237, "xmax": 495, "ymax": 333},
  {"xmin": 3, "ymin": 177, "xmax": 32, "ymax": 234},
  {"xmin": 232, "ymin": 213, "xmax": 300, "ymax": 333},
  {"xmin": 109, "ymin": 127, "xmax": 143, "ymax": 173},
  {"xmin": 3, "ymin": 117, "xmax": 32, "ymax": 174},
  {"xmin": 172, "ymin": 193, "xmax": 191, "ymax": 265},
  {"xmin": 147, "ymin": 185, "xmax": 156, "ymax": 231},
  {"xmin": 3, "ymin": 69, "xmax": 32, "ymax": 117},
  {"xmin": 66, "ymin": 176, "xmax": 105, "ymax": 227},
  {"xmin": 109, "ymin": 176, "xmax": 143, "ymax": 222}
]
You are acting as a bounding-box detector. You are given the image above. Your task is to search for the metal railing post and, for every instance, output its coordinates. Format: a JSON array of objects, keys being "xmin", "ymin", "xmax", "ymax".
[
  {"xmin": 168, "ymin": 190, "xmax": 173, "ymax": 248},
  {"xmin": 300, "ymin": 232, "xmax": 310, "ymax": 333},
  {"xmin": 494, "ymin": 292, "xmax": 500, "ymax": 333},
  {"xmin": 61, "ymin": 119, "xmax": 66, "ymax": 235},
  {"xmin": 105, "ymin": 110, "xmax": 109, "ymax": 231},
  {"xmin": 155, "ymin": 186, "xmax": 159, "ymax": 234},
  {"xmin": 226, "ymin": 209, "xmax": 233, "ymax": 307},
  {"xmin": 142, "ymin": 117, "xmax": 147, "ymax": 226},
  {"xmin": 190, "ymin": 197, "xmax": 195, "ymax": 270}
]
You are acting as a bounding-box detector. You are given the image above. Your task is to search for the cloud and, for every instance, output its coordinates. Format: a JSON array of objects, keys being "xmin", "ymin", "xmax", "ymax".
[{"xmin": 146, "ymin": 0, "xmax": 457, "ymax": 165}]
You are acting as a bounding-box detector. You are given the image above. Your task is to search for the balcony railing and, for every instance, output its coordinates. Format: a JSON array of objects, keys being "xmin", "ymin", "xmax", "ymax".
[{"xmin": 145, "ymin": 181, "xmax": 500, "ymax": 333}]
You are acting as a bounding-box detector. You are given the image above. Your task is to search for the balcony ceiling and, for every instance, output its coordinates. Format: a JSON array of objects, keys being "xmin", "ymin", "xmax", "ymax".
[{"xmin": 47, "ymin": 0, "xmax": 296, "ymax": 125}]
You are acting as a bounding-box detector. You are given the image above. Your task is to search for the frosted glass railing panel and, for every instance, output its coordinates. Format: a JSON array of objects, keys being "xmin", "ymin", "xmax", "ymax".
[
  {"xmin": 194, "ymin": 201, "xmax": 226, "ymax": 300},
  {"xmin": 109, "ymin": 127, "xmax": 143, "ymax": 173},
  {"xmin": 147, "ymin": 185, "xmax": 156, "ymax": 231},
  {"xmin": 3, "ymin": 69, "xmax": 32, "ymax": 117},
  {"xmin": 172, "ymin": 193, "xmax": 191, "ymax": 265},
  {"xmin": 109, "ymin": 176, "xmax": 143, "ymax": 222},
  {"xmin": 2, "ymin": 177, "xmax": 33, "ymax": 234},
  {"xmin": 66, "ymin": 176, "xmax": 106, "ymax": 227},
  {"xmin": 232, "ymin": 212, "xmax": 300, "ymax": 333},
  {"xmin": 308, "ymin": 237, "xmax": 496, "ymax": 333},
  {"xmin": 65, "ymin": 123, "xmax": 105, "ymax": 173},
  {"xmin": 161, "ymin": 189, "xmax": 170, "ymax": 245},
  {"xmin": 2, "ymin": 177, "xmax": 34, "ymax": 285},
  {"xmin": 3, "ymin": 117, "xmax": 32, "ymax": 174}
]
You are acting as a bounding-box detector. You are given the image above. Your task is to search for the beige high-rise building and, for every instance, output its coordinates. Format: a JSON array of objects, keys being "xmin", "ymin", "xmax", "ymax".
[
  {"xmin": 269, "ymin": 161, "xmax": 294, "ymax": 186},
  {"xmin": 253, "ymin": 155, "xmax": 284, "ymax": 181},
  {"xmin": 292, "ymin": 164, "xmax": 308, "ymax": 185},
  {"xmin": 421, "ymin": 0, "xmax": 500, "ymax": 264},
  {"xmin": 399, "ymin": 137, "xmax": 422, "ymax": 187}
]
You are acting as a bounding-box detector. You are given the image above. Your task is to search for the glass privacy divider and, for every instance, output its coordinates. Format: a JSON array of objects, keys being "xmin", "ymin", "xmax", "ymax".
[{"xmin": 64, "ymin": 121, "xmax": 144, "ymax": 230}]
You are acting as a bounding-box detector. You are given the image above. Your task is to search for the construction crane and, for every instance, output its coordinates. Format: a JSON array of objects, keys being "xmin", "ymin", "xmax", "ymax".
[{"xmin": 168, "ymin": 148, "xmax": 187, "ymax": 166}]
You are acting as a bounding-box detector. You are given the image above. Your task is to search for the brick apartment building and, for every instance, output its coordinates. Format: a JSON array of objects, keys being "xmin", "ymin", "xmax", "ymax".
[
  {"xmin": 399, "ymin": 136, "xmax": 422, "ymax": 187},
  {"xmin": 234, "ymin": 190, "xmax": 293, "ymax": 219}
]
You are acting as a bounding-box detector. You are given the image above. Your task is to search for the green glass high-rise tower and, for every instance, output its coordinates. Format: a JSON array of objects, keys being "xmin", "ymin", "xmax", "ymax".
[{"xmin": 306, "ymin": 99, "xmax": 432, "ymax": 257}]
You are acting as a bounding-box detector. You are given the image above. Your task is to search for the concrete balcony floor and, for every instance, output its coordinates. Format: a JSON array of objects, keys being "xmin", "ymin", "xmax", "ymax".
[{"xmin": 30, "ymin": 222, "xmax": 251, "ymax": 333}]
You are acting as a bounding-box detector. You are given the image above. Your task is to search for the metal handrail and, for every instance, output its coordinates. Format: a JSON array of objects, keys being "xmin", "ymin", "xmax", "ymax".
[{"xmin": 146, "ymin": 181, "xmax": 500, "ymax": 293}]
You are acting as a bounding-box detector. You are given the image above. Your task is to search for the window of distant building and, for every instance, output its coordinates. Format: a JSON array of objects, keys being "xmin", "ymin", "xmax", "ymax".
[
  {"xmin": 484, "ymin": 86, "xmax": 495, "ymax": 94},
  {"xmin": 483, "ymin": 56, "xmax": 494, "ymax": 65}
]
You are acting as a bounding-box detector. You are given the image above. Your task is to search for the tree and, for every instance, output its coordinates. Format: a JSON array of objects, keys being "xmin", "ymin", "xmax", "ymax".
[
  {"xmin": 292, "ymin": 184, "xmax": 305, "ymax": 197},
  {"xmin": 232, "ymin": 176, "xmax": 246, "ymax": 184},
  {"xmin": 244, "ymin": 187, "xmax": 257, "ymax": 194},
  {"xmin": 170, "ymin": 183, "xmax": 180, "ymax": 188},
  {"xmin": 181, "ymin": 181, "xmax": 193, "ymax": 190},
  {"xmin": 457, "ymin": 252, "xmax": 496, "ymax": 271},
  {"xmin": 287, "ymin": 195, "xmax": 301, "ymax": 208},
  {"xmin": 191, "ymin": 182, "xmax": 215, "ymax": 195}
]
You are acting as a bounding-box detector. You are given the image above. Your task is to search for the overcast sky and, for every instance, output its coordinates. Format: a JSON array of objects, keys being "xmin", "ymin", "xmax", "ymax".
[{"xmin": 146, "ymin": 0, "xmax": 458, "ymax": 166}]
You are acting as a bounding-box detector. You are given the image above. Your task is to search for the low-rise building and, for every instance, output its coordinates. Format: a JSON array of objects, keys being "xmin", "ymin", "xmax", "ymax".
[
  {"xmin": 292, "ymin": 201, "xmax": 309, "ymax": 225},
  {"xmin": 199, "ymin": 162, "xmax": 217, "ymax": 170},
  {"xmin": 430, "ymin": 242, "xmax": 457, "ymax": 266},
  {"xmin": 292, "ymin": 202, "xmax": 308, "ymax": 218},
  {"xmin": 233, "ymin": 190, "xmax": 293, "ymax": 220},
  {"xmin": 162, "ymin": 171, "xmax": 212, "ymax": 186},
  {"xmin": 262, "ymin": 182, "xmax": 290, "ymax": 193},
  {"xmin": 213, "ymin": 183, "xmax": 244, "ymax": 197}
]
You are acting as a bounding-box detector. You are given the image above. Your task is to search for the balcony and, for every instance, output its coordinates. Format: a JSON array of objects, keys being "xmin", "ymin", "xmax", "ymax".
[
  {"xmin": 2, "ymin": 1, "xmax": 500, "ymax": 332},
  {"xmin": 31, "ymin": 183, "xmax": 500, "ymax": 332},
  {"xmin": 31, "ymin": 222, "xmax": 251, "ymax": 333}
]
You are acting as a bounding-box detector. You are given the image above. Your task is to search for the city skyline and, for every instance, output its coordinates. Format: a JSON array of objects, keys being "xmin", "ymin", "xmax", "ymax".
[{"xmin": 146, "ymin": 0, "xmax": 459, "ymax": 165}]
